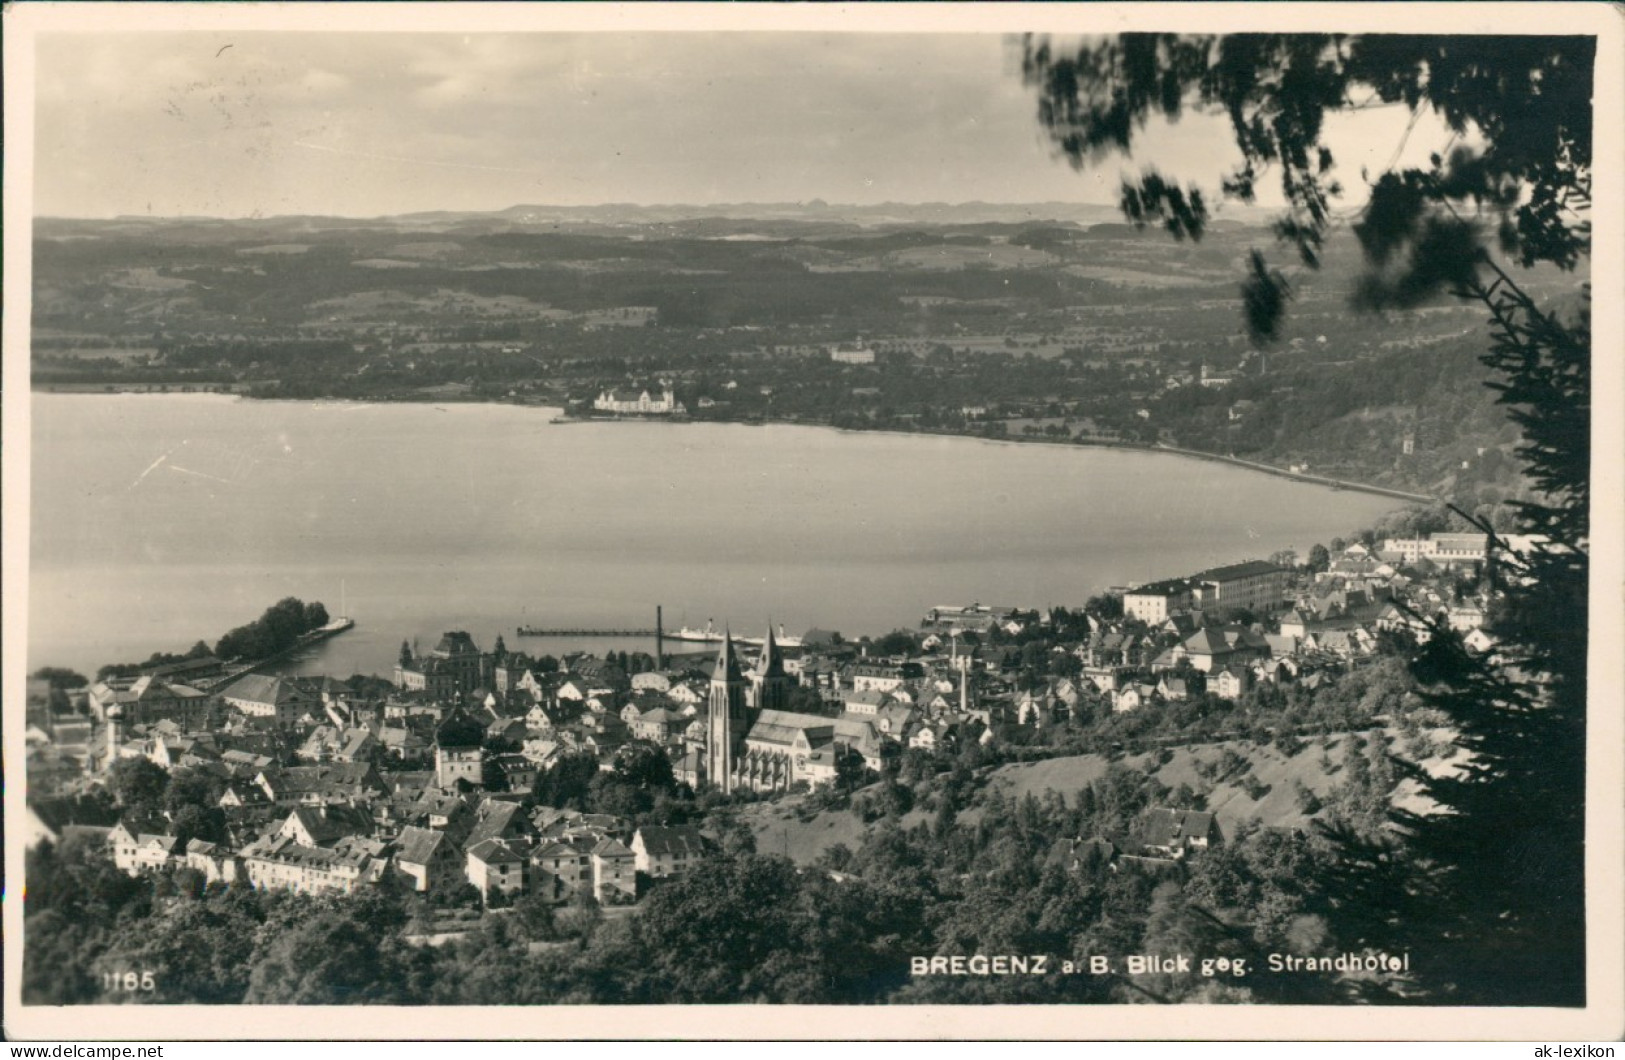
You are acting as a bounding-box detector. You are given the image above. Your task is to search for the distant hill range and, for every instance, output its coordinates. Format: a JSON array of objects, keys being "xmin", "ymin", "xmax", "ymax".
[
  {"xmin": 47, "ymin": 200, "xmax": 1272, "ymax": 233},
  {"xmin": 397, "ymin": 200, "xmax": 1144, "ymax": 227}
]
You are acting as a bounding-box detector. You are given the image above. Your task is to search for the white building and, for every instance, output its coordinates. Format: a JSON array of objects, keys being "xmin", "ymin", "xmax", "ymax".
[
  {"xmin": 240, "ymin": 835, "xmax": 382, "ymax": 895},
  {"xmin": 593, "ymin": 385, "xmax": 684, "ymax": 415},
  {"xmin": 1123, "ymin": 580, "xmax": 1193, "ymax": 624},
  {"xmin": 630, "ymin": 825, "xmax": 709, "ymax": 879},
  {"xmin": 1382, "ymin": 533, "xmax": 1489, "ymax": 567}
]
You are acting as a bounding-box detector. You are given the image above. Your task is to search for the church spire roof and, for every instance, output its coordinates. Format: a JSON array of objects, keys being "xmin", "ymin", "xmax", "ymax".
[
  {"xmin": 755, "ymin": 623, "xmax": 786, "ymax": 679},
  {"xmin": 713, "ymin": 629, "xmax": 743, "ymax": 684}
]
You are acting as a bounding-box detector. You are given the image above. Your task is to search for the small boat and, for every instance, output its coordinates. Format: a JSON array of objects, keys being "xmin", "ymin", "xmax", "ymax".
[
  {"xmin": 669, "ymin": 621, "xmax": 725, "ymax": 643},
  {"xmin": 667, "ymin": 621, "xmax": 803, "ymax": 648}
]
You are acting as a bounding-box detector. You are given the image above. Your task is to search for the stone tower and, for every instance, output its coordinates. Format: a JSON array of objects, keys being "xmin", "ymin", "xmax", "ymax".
[
  {"xmin": 706, "ymin": 632, "xmax": 747, "ymax": 793},
  {"xmin": 434, "ymin": 706, "xmax": 486, "ymax": 790},
  {"xmin": 749, "ymin": 625, "xmax": 791, "ymax": 714}
]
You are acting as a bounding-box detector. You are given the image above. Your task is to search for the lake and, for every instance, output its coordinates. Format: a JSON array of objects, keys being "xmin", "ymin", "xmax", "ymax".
[{"xmin": 28, "ymin": 394, "xmax": 1401, "ymax": 678}]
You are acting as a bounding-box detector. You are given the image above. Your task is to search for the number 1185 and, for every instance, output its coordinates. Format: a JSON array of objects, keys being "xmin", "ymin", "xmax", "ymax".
[{"xmin": 102, "ymin": 970, "xmax": 156, "ymax": 992}]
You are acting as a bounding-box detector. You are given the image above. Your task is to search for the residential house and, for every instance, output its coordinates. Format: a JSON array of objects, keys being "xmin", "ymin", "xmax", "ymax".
[
  {"xmin": 873, "ymin": 702, "xmax": 916, "ymax": 738},
  {"xmin": 1278, "ymin": 610, "xmax": 1312, "ymax": 640},
  {"xmin": 108, "ymin": 820, "xmax": 173, "ymax": 875},
  {"xmin": 531, "ymin": 839, "xmax": 592, "ymax": 903},
  {"xmin": 377, "ymin": 724, "xmax": 429, "ymax": 762},
  {"xmin": 521, "ymin": 736, "xmax": 559, "ymax": 765},
  {"xmin": 525, "ymin": 701, "xmax": 559, "ymax": 734},
  {"xmin": 464, "ymin": 798, "xmax": 532, "ymax": 851},
  {"xmin": 630, "ymin": 672, "xmax": 672, "ymax": 693},
  {"xmin": 1375, "ymin": 602, "xmax": 1433, "ymax": 642},
  {"xmin": 910, "ymin": 718, "xmax": 971, "ymax": 753},
  {"xmin": 398, "ymin": 790, "xmax": 473, "ymax": 836},
  {"xmin": 1156, "ymin": 675, "xmax": 1192, "ymax": 702},
  {"xmin": 630, "ymin": 705, "xmax": 685, "ymax": 744},
  {"xmin": 1264, "ymin": 633, "xmax": 1299, "ymax": 659},
  {"xmin": 842, "ymin": 689, "xmax": 891, "ymax": 716},
  {"xmin": 490, "ymin": 754, "xmax": 537, "ymax": 792},
  {"xmin": 907, "ymin": 723, "xmax": 940, "ymax": 752},
  {"xmin": 1214, "ymin": 667, "xmax": 1251, "ymax": 701},
  {"xmin": 666, "ymin": 682, "xmax": 705, "ymax": 710},
  {"xmin": 298, "ymin": 725, "xmax": 377, "ymax": 764},
  {"xmin": 673, "ymin": 748, "xmax": 705, "ymax": 789},
  {"xmin": 277, "ymin": 804, "xmax": 375, "ymax": 848},
  {"xmin": 630, "ymin": 825, "xmax": 710, "ymax": 879},
  {"xmin": 1179, "ymin": 627, "xmax": 1272, "ymax": 673},
  {"xmin": 88, "ymin": 675, "xmax": 210, "ymax": 728},
  {"xmin": 466, "ymin": 838, "xmax": 529, "ymax": 901},
  {"xmin": 147, "ymin": 734, "xmax": 213, "ymax": 771},
  {"xmin": 394, "ymin": 825, "xmax": 463, "ymax": 894},
  {"xmin": 130, "ymin": 833, "xmax": 179, "ymax": 873},
  {"xmin": 1307, "ymin": 628, "xmax": 1375, "ymax": 660},
  {"xmin": 590, "ymin": 837, "xmax": 637, "ymax": 904},
  {"xmin": 182, "ymin": 839, "xmax": 241, "ymax": 885},
  {"xmin": 257, "ymin": 763, "xmax": 386, "ymax": 806},
  {"xmin": 241, "ymin": 834, "xmax": 382, "ymax": 895},
  {"xmin": 219, "ymin": 780, "xmax": 271, "ymax": 809},
  {"xmin": 851, "ymin": 662, "xmax": 919, "ymax": 694},
  {"xmin": 487, "ymin": 717, "xmax": 528, "ymax": 745},
  {"xmin": 222, "ymin": 675, "xmax": 314, "ymax": 728},
  {"xmin": 1140, "ymin": 808, "xmax": 1223, "ymax": 859},
  {"xmin": 554, "ymin": 676, "xmax": 591, "ymax": 703},
  {"xmin": 1113, "ymin": 685, "xmax": 1153, "ymax": 713}
]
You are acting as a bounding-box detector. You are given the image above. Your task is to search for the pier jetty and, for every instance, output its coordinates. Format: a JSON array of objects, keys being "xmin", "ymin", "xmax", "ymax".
[{"xmin": 516, "ymin": 626, "xmax": 656, "ymax": 638}]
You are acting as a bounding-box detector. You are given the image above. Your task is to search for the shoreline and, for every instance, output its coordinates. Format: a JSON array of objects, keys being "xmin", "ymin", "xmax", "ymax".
[
  {"xmin": 195, "ymin": 618, "xmax": 358, "ymax": 694},
  {"xmin": 31, "ymin": 384, "xmax": 1432, "ymax": 506},
  {"xmin": 546, "ymin": 407, "xmax": 1433, "ymax": 505}
]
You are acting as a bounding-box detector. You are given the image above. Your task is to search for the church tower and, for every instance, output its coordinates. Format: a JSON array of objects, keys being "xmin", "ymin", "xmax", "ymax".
[
  {"xmin": 749, "ymin": 625, "xmax": 791, "ymax": 714},
  {"xmin": 707, "ymin": 632, "xmax": 748, "ymax": 793}
]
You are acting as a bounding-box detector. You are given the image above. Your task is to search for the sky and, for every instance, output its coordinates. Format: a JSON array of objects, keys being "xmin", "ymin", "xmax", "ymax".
[{"xmin": 30, "ymin": 29, "xmax": 1449, "ymax": 220}]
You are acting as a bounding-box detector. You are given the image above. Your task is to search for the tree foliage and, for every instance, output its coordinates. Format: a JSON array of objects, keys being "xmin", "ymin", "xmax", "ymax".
[
  {"xmin": 215, "ymin": 597, "xmax": 329, "ymax": 662},
  {"xmin": 32, "ymin": 666, "xmax": 89, "ymax": 689},
  {"xmin": 108, "ymin": 757, "xmax": 170, "ymax": 821},
  {"xmin": 529, "ymin": 752, "xmax": 601, "ymax": 810},
  {"xmin": 1022, "ymin": 34, "xmax": 1592, "ymax": 338},
  {"xmin": 1023, "ymin": 30, "xmax": 1592, "ymax": 1005}
]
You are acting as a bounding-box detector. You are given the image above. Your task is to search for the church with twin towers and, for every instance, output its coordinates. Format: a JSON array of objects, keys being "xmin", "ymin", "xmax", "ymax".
[{"xmin": 705, "ymin": 626, "xmax": 880, "ymax": 793}]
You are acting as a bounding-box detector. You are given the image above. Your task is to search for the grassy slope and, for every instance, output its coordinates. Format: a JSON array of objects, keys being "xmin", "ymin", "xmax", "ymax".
[
  {"xmin": 739, "ymin": 728, "xmax": 1463, "ymax": 866},
  {"xmin": 743, "ymin": 798, "xmax": 876, "ymax": 865}
]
